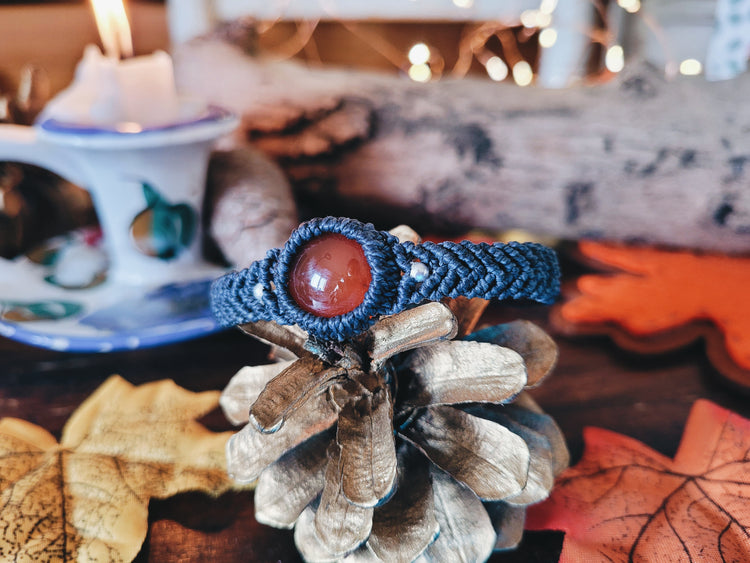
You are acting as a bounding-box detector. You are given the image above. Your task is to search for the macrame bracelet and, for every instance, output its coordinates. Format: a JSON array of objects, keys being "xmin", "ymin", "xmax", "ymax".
[{"xmin": 210, "ymin": 217, "xmax": 560, "ymax": 341}]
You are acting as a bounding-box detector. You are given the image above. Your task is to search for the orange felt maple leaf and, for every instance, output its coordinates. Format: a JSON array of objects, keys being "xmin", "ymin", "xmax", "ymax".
[
  {"xmin": 554, "ymin": 241, "xmax": 750, "ymax": 386},
  {"xmin": 525, "ymin": 400, "xmax": 750, "ymax": 562},
  {"xmin": 0, "ymin": 375, "xmax": 236, "ymax": 562}
]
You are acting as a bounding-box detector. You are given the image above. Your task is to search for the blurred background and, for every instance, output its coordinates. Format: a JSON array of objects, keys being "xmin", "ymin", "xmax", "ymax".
[{"xmin": 1, "ymin": 0, "xmax": 717, "ymax": 99}]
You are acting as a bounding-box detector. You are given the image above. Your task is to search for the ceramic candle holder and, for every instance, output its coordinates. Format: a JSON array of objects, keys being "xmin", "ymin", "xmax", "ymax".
[{"xmin": 0, "ymin": 108, "xmax": 237, "ymax": 284}]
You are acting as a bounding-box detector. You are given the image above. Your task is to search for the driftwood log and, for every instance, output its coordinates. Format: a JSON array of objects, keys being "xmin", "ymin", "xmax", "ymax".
[{"xmin": 176, "ymin": 38, "xmax": 750, "ymax": 253}]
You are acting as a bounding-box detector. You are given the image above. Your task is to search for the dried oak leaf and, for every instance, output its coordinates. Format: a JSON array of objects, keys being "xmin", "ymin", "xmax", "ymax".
[
  {"xmin": 0, "ymin": 375, "xmax": 235, "ymax": 562},
  {"xmin": 553, "ymin": 241, "xmax": 750, "ymax": 388},
  {"xmin": 525, "ymin": 400, "xmax": 750, "ymax": 562}
]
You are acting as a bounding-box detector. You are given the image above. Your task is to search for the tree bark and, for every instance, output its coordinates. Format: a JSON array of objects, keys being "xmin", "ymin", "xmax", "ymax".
[{"xmin": 176, "ymin": 40, "xmax": 750, "ymax": 253}]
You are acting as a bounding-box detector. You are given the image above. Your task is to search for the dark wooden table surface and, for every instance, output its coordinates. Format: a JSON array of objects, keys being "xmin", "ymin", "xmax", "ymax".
[{"xmin": 3, "ymin": 302, "xmax": 749, "ymax": 562}]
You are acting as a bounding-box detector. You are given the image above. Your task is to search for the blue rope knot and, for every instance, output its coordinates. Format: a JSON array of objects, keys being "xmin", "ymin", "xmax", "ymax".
[{"xmin": 211, "ymin": 217, "xmax": 560, "ymax": 341}]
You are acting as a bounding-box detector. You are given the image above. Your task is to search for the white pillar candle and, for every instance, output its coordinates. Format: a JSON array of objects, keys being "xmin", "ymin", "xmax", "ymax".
[
  {"xmin": 41, "ymin": 45, "xmax": 181, "ymax": 129},
  {"xmin": 116, "ymin": 50, "xmax": 180, "ymax": 127}
]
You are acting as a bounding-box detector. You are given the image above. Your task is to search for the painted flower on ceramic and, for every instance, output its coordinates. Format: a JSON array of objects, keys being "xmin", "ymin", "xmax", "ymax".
[
  {"xmin": 26, "ymin": 227, "xmax": 107, "ymax": 290},
  {"xmin": 221, "ymin": 284, "xmax": 568, "ymax": 562}
]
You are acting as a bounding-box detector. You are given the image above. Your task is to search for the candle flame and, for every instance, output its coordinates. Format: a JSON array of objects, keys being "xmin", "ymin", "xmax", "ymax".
[{"xmin": 90, "ymin": 0, "xmax": 133, "ymax": 59}]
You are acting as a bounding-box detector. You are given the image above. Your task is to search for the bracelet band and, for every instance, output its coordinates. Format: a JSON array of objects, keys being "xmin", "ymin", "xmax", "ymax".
[{"xmin": 210, "ymin": 217, "xmax": 560, "ymax": 341}]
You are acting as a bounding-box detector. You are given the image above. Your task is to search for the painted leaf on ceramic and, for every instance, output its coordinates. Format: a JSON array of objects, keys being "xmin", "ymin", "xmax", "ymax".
[
  {"xmin": 130, "ymin": 182, "xmax": 197, "ymax": 260},
  {"xmin": 555, "ymin": 241, "xmax": 750, "ymax": 387},
  {"xmin": 525, "ymin": 400, "xmax": 750, "ymax": 562},
  {"xmin": 0, "ymin": 299, "xmax": 83, "ymax": 322},
  {"xmin": 0, "ymin": 375, "xmax": 235, "ymax": 563}
]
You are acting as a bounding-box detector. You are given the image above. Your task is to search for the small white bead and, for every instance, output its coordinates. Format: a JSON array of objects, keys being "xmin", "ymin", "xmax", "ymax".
[
  {"xmin": 409, "ymin": 262, "xmax": 430, "ymax": 282},
  {"xmin": 253, "ymin": 283, "xmax": 265, "ymax": 300}
]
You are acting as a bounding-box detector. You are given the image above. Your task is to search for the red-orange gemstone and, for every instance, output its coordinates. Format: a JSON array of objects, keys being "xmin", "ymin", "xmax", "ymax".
[{"xmin": 289, "ymin": 233, "xmax": 372, "ymax": 317}]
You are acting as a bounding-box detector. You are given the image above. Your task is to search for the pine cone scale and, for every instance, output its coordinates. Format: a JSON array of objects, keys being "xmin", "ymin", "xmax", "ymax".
[
  {"xmin": 363, "ymin": 443, "xmax": 438, "ymax": 563},
  {"xmin": 467, "ymin": 320, "xmax": 558, "ymax": 386},
  {"xmin": 249, "ymin": 356, "xmax": 343, "ymax": 433},
  {"xmin": 337, "ymin": 388, "xmax": 397, "ymax": 508},
  {"xmin": 401, "ymin": 340, "xmax": 527, "ymax": 407},
  {"xmin": 254, "ymin": 431, "xmax": 331, "ymax": 528},
  {"xmin": 314, "ymin": 443, "xmax": 373, "ymax": 556},
  {"xmin": 399, "ymin": 406, "xmax": 531, "ymax": 501},
  {"xmin": 220, "ymin": 361, "xmax": 294, "ymax": 425},
  {"xmin": 417, "ymin": 469, "xmax": 495, "ymax": 562},
  {"xmin": 226, "ymin": 391, "xmax": 337, "ymax": 483}
]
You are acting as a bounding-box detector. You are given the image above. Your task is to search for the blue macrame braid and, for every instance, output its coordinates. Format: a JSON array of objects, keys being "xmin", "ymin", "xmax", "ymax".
[{"xmin": 211, "ymin": 217, "xmax": 560, "ymax": 341}]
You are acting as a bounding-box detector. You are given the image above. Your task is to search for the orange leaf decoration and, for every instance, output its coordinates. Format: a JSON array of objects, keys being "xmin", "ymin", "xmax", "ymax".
[
  {"xmin": 0, "ymin": 375, "xmax": 236, "ymax": 562},
  {"xmin": 525, "ymin": 400, "xmax": 750, "ymax": 562},
  {"xmin": 554, "ymin": 241, "xmax": 750, "ymax": 387}
]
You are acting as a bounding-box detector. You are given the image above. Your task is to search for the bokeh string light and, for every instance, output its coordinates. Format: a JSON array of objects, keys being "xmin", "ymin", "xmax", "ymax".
[
  {"xmin": 249, "ymin": 0, "xmax": 706, "ymax": 86},
  {"xmin": 407, "ymin": 42, "xmax": 433, "ymax": 81},
  {"xmin": 539, "ymin": 28, "xmax": 558, "ymax": 49},
  {"xmin": 485, "ymin": 56, "xmax": 509, "ymax": 81},
  {"xmin": 605, "ymin": 45, "xmax": 625, "ymax": 73},
  {"xmin": 616, "ymin": 0, "xmax": 641, "ymax": 15},
  {"xmin": 679, "ymin": 58, "xmax": 702, "ymax": 76}
]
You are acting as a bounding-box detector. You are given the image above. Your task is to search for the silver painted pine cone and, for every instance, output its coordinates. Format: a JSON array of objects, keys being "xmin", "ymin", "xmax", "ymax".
[{"xmin": 220, "ymin": 290, "xmax": 568, "ymax": 562}]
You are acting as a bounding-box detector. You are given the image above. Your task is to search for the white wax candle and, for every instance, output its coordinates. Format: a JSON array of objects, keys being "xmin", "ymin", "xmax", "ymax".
[
  {"xmin": 41, "ymin": 45, "xmax": 182, "ymax": 129},
  {"xmin": 116, "ymin": 50, "xmax": 179, "ymax": 127}
]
